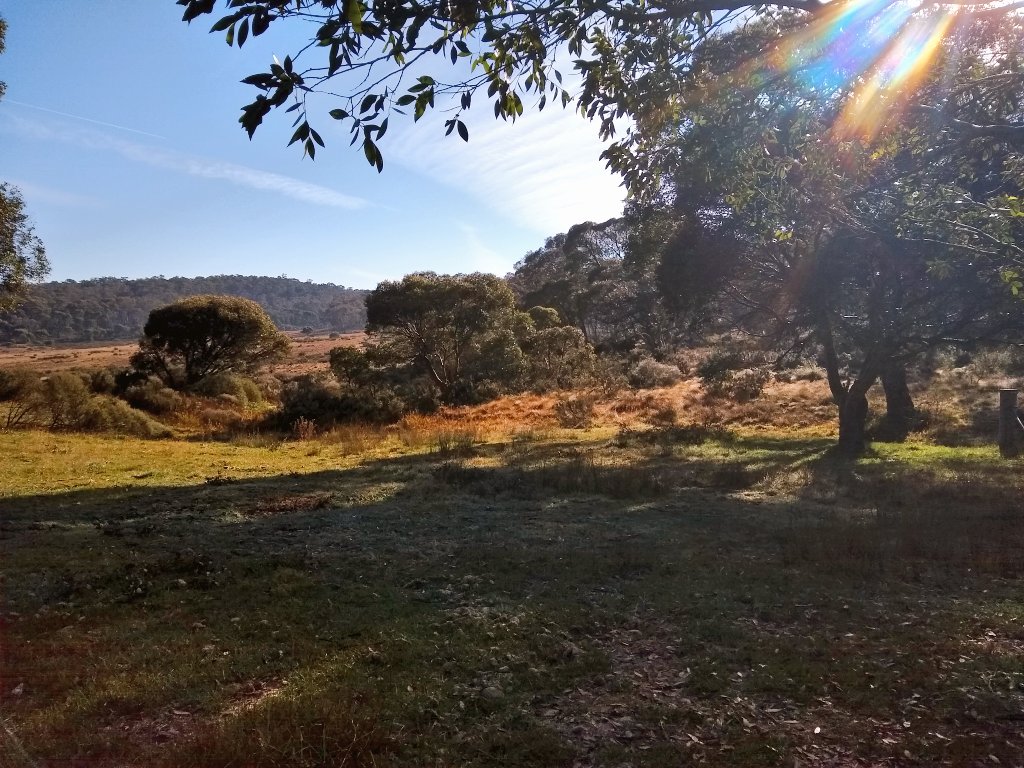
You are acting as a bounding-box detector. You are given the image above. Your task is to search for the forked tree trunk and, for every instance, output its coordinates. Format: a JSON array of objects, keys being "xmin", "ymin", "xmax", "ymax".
[
  {"xmin": 881, "ymin": 361, "xmax": 915, "ymax": 434},
  {"xmin": 837, "ymin": 387, "xmax": 870, "ymax": 456}
]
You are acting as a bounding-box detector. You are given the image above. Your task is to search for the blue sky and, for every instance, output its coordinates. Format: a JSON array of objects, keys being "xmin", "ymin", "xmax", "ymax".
[{"xmin": 0, "ymin": 1, "xmax": 624, "ymax": 288}]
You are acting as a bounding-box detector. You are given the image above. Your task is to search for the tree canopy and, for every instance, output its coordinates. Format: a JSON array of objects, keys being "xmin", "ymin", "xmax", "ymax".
[
  {"xmin": 364, "ymin": 272, "xmax": 533, "ymax": 403},
  {"xmin": 0, "ymin": 18, "xmax": 48, "ymax": 311},
  {"xmin": 132, "ymin": 294, "xmax": 290, "ymax": 388},
  {"xmin": 640, "ymin": 14, "xmax": 1024, "ymax": 453},
  {"xmin": 177, "ymin": 0, "xmax": 1024, "ymax": 184}
]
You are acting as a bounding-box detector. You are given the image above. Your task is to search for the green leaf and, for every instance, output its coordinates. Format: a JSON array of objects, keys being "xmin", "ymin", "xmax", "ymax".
[
  {"xmin": 457, "ymin": 120, "xmax": 468, "ymax": 142},
  {"xmin": 329, "ymin": 108, "xmax": 349, "ymax": 120},
  {"xmin": 345, "ymin": 0, "xmax": 364, "ymax": 34}
]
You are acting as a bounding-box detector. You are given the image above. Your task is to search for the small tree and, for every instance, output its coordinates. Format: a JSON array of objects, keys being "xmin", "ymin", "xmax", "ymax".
[
  {"xmin": 365, "ymin": 272, "xmax": 532, "ymax": 404},
  {"xmin": 132, "ymin": 295, "xmax": 289, "ymax": 389}
]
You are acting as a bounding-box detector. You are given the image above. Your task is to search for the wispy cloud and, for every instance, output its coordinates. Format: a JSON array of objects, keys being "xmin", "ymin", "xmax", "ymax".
[
  {"xmin": 389, "ymin": 102, "xmax": 624, "ymax": 234},
  {"xmin": 5, "ymin": 99, "xmax": 169, "ymax": 140},
  {"xmin": 1, "ymin": 115, "xmax": 369, "ymax": 211}
]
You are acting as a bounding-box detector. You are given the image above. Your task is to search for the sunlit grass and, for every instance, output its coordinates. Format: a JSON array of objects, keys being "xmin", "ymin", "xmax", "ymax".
[{"xmin": 5, "ymin": 381, "xmax": 1024, "ymax": 766}]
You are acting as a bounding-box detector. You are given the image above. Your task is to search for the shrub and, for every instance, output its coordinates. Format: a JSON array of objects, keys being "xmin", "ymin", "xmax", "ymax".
[
  {"xmin": 41, "ymin": 372, "xmax": 93, "ymax": 429},
  {"xmin": 80, "ymin": 396, "xmax": 173, "ymax": 438},
  {"xmin": 703, "ymin": 367, "xmax": 771, "ymax": 401},
  {"xmin": 253, "ymin": 373, "xmax": 284, "ymax": 402},
  {"xmin": 649, "ymin": 403, "xmax": 678, "ymax": 427},
  {"xmin": 277, "ymin": 375, "xmax": 405, "ymax": 428},
  {"xmin": 729, "ymin": 368, "xmax": 772, "ymax": 401},
  {"xmin": 89, "ymin": 368, "xmax": 118, "ymax": 395},
  {"xmin": 194, "ymin": 373, "xmax": 264, "ymax": 407},
  {"xmin": 553, "ymin": 395, "xmax": 596, "ymax": 428},
  {"xmin": 628, "ymin": 358, "xmax": 682, "ymax": 389},
  {"xmin": 0, "ymin": 367, "xmax": 43, "ymax": 428},
  {"xmin": 200, "ymin": 407, "xmax": 244, "ymax": 429},
  {"xmin": 696, "ymin": 349, "xmax": 745, "ymax": 388},
  {"xmin": 592, "ymin": 358, "xmax": 628, "ymax": 394},
  {"xmin": 122, "ymin": 377, "xmax": 184, "ymax": 415},
  {"xmin": 523, "ymin": 325, "xmax": 597, "ymax": 391}
]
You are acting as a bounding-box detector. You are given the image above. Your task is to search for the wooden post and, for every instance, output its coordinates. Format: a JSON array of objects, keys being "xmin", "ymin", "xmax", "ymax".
[{"xmin": 998, "ymin": 389, "xmax": 1021, "ymax": 458}]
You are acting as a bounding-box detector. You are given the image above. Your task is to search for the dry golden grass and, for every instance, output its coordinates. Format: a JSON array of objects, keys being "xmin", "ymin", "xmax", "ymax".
[
  {"xmin": 0, "ymin": 332, "xmax": 365, "ymax": 377},
  {"xmin": 0, "ymin": 341, "xmax": 139, "ymax": 372}
]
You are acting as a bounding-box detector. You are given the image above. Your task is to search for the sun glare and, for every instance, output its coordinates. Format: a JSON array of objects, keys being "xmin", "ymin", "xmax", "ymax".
[{"xmin": 730, "ymin": 0, "xmax": 977, "ymax": 140}]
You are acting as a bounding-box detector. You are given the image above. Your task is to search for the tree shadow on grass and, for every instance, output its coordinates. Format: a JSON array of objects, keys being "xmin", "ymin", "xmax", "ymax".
[{"xmin": 6, "ymin": 437, "xmax": 1024, "ymax": 766}]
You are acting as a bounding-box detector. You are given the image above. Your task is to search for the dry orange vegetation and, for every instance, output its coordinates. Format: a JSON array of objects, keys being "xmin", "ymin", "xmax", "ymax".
[{"xmin": 395, "ymin": 378, "xmax": 839, "ymax": 438}]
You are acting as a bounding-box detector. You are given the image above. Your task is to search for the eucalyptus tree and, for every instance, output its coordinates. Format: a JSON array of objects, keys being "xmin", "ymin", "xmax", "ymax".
[
  {"xmin": 647, "ymin": 14, "xmax": 1024, "ymax": 454},
  {"xmin": 364, "ymin": 272, "xmax": 532, "ymax": 404},
  {"xmin": 175, "ymin": 0, "xmax": 1024, "ymax": 184},
  {"xmin": 132, "ymin": 295, "xmax": 291, "ymax": 388}
]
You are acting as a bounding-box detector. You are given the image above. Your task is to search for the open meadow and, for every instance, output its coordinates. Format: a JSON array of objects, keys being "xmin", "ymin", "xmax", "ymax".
[{"xmin": 3, "ymin": 345, "xmax": 1024, "ymax": 766}]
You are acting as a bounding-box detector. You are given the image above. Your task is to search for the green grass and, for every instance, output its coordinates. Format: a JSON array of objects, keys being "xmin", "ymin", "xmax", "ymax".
[{"xmin": 4, "ymin": 425, "xmax": 1024, "ymax": 766}]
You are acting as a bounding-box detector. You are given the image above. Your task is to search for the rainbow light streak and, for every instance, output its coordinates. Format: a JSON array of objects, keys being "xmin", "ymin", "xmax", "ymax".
[
  {"xmin": 701, "ymin": 0, "xmax": 962, "ymax": 143},
  {"xmin": 774, "ymin": 0, "xmax": 915, "ymax": 92},
  {"xmin": 833, "ymin": 9, "xmax": 956, "ymax": 139}
]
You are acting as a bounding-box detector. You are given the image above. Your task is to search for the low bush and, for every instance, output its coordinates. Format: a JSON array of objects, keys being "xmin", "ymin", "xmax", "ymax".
[
  {"xmin": 80, "ymin": 396, "xmax": 173, "ymax": 438},
  {"xmin": 695, "ymin": 349, "xmax": 745, "ymax": 388},
  {"xmin": 628, "ymin": 358, "xmax": 682, "ymax": 389},
  {"xmin": 553, "ymin": 395, "xmax": 596, "ymax": 428},
  {"xmin": 89, "ymin": 368, "xmax": 119, "ymax": 395},
  {"xmin": 122, "ymin": 377, "xmax": 184, "ymax": 415},
  {"xmin": 698, "ymin": 350, "xmax": 771, "ymax": 401},
  {"xmin": 42, "ymin": 372, "xmax": 93, "ymax": 429},
  {"xmin": 194, "ymin": 373, "xmax": 264, "ymax": 407},
  {"xmin": 0, "ymin": 367, "xmax": 44, "ymax": 428},
  {"xmin": 277, "ymin": 376, "xmax": 406, "ymax": 429},
  {"xmin": 200, "ymin": 407, "xmax": 244, "ymax": 430}
]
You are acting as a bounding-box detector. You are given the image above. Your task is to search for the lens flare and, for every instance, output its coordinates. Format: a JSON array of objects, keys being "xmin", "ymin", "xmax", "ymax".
[
  {"xmin": 701, "ymin": 0, "xmax": 967, "ymax": 141},
  {"xmin": 833, "ymin": 9, "xmax": 956, "ymax": 139}
]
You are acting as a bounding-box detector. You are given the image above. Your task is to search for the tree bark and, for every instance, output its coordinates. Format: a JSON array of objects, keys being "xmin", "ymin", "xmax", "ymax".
[
  {"xmin": 837, "ymin": 387, "xmax": 870, "ymax": 456},
  {"xmin": 880, "ymin": 360, "xmax": 915, "ymax": 436}
]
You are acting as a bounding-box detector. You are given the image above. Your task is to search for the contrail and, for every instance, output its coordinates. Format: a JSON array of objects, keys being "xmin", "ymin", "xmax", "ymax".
[{"xmin": 4, "ymin": 99, "xmax": 168, "ymax": 140}]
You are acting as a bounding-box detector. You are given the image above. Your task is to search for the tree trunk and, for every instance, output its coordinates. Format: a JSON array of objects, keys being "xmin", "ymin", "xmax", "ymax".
[
  {"xmin": 881, "ymin": 361, "xmax": 915, "ymax": 436},
  {"xmin": 837, "ymin": 389, "xmax": 870, "ymax": 456}
]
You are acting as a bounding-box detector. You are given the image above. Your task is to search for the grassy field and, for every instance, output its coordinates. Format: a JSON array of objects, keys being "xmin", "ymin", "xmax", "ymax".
[{"xmin": 4, "ymin": 416, "xmax": 1024, "ymax": 767}]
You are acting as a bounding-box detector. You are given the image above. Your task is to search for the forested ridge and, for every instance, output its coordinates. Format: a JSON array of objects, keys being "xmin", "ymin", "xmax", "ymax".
[{"xmin": 0, "ymin": 275, "xmax": 369, "ymax": 344}]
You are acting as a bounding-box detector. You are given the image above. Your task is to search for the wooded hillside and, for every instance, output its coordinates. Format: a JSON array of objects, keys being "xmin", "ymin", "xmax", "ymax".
[{"xmin": 0, "ymin": 275, "xmax": 369, "ymax": 344}]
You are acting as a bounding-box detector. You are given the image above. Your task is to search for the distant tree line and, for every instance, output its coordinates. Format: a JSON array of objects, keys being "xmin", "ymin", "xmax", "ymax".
[{"xmin": 0, "ymin": 275, "xmax": 368, "ymax": 344}]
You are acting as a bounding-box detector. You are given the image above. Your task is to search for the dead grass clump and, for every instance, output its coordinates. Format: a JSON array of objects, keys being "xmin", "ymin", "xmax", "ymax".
[
  {"xmin": 433, "ymin": 429, "xmax": 480, "ymax": 457},
  {"xmin": 533, "ymin": 451, "xmax": 671, "ymax": 498},
  {"xmin": 553, "ymin": 395, "xmax": 596, "ymax": 428},
  {"xmin": 246, "ymin": 493, "xmax": 335, "ymax": 517},
  {"xmin": 329, "ymin": 423, "xmax": 382, "ymax": 454},
  {"xmin": 165, "ymin": 693, "xmax": 390, "ymax": 768},
  {"xmin": 291, "ymin": 416, "xmax": 318, "ymax": 441},
  {"xmin": 202, "ymin": 408, "xmax": 245, "ymax": 430}
]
